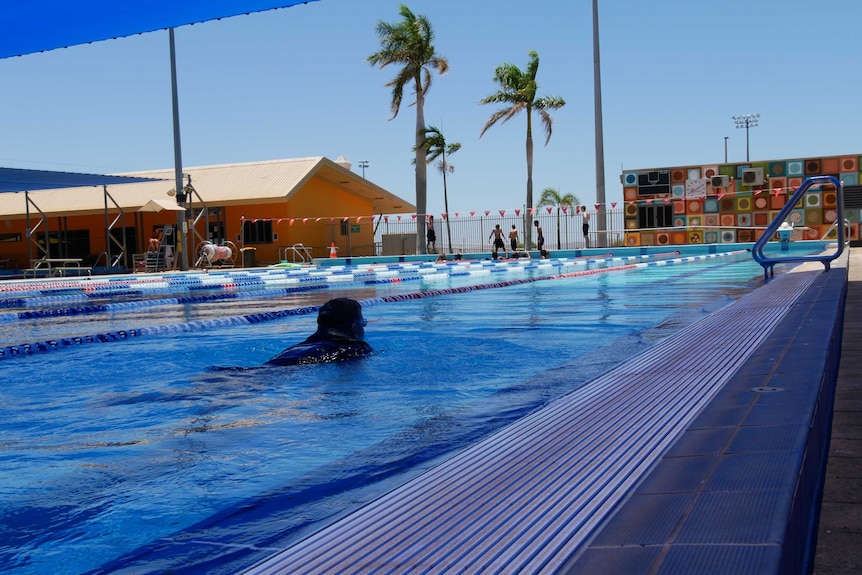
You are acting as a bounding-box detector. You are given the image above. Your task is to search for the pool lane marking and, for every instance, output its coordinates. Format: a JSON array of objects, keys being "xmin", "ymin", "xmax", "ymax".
[{"xmin": 0, "ymin": 251, "xmax": 745, "ymax": 360}]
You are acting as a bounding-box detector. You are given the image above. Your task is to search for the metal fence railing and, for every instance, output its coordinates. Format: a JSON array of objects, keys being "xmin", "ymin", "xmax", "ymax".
[{"xmin": 372, "ymin": 209, "xmax": 627, "ymax": 255}]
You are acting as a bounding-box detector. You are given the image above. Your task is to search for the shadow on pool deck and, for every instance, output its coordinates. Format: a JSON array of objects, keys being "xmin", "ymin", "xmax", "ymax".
[{"xmin": 813, "ymin": 247, "xmax": 862, "ymax": 573}]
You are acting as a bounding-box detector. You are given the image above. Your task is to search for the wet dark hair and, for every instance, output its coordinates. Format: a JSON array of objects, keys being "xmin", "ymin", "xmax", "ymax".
[{"xmin": 317, "ymin": 298, "xmax": 363, "ymax": 328}]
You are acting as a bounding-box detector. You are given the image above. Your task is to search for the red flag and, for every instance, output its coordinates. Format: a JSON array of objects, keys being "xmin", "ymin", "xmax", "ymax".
[
  {"xmin": 289, "ymin": 218, "xmax": 295, "ymax": 226},
  {"xmin": 561, "ymin": 206, "xmax": 568, "ymax": 214},
  {"xmin": 717, "ymin": 193, "xmax": 725, "ymax": 200},
  {"xmin": 328, "ymin": 217, "xmax": 335, "ymax": 223},
  {"xmin": 470, "ymin": 211, "xmax": 476, "ymax": 217},
  {"xmin": 499, "ymin": 210, "xmax": 506, "ymax": 217},
  {"xmin": 529, "ymin": 208, "xmax": 536, "ymax": 215},
  {"xmin": 484, "ymin": 210, "xmax": 490, "ymax": 216},
  {"xmin": 397, "ymin": 215, "xmax": 402, "ymax": 222},
  {"xmin": 575, "ymin": 205, "xmax": 581, "ymax": 214},
  {"xmin": 514, "ymin": 209, "xmax": 521, "ymax": 216},
  {"xmin": 645, "ymin": 199, "xmax": 653, "ymax": 205},
  {"xmin": 664, "ymin": 198, "xmax": 670, "ymax": 205},
  {"xmin": 356, "ymin": 216, "xmax": 362, "ymax": 223},
  {"xmin": 302, "ymin": 217, "xmax": 308, "ymax": 224},
  {"xmin": 384, "ymin": 216, "xmax": 389, "ymax": 223},
  {"xmin": 411, "ymin": 214, "xmax": 417, "ymax": 220},
  {"xmin": 594, "ymin": 203, "xmax": 601, "ymax": 211},
  {"xmin": 454, "ymin": 212, "xmax": 460, "ymax": 218},
  {"xmin": 611, "ymin": 202, "xmax": 617, "ymax": 209},
  {"xmin": 441, "ymin": 213, "xmax": 447, "ymax": 220},
  {"xmin": 546, "ymin": 207, "xmax": 552, "ymax": 214}
]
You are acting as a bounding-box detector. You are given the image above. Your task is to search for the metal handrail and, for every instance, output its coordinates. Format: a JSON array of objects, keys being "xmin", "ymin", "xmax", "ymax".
[
  {"xmin": 280, "ymin": 243, "xmax": 313, "ymax": 263},
  {"xmin": 752, "ymin": 175, "xmax": 844, "ymax": 278}
]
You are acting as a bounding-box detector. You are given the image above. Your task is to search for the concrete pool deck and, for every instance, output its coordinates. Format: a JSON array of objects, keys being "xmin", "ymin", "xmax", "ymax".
[
  {"xmin": 813, "ymin": 247, "xmax": 862, "ymax": 574},
  {"xmin": 241, "ymin": 250, "xmax": 854, "ymax": 574}
]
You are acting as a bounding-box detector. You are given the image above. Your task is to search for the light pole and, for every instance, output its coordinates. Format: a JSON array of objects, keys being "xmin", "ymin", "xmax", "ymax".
[
  {"xmin": 732, "ymin": 113, "xmax": 759, "ymax": 162},
  {"xmin": 358, "ymin": 160, "xmax": 369, "ymax": 179},
  {"xmin": 724, "ymin": 136, "xmax": 728, "ymax": 163}
]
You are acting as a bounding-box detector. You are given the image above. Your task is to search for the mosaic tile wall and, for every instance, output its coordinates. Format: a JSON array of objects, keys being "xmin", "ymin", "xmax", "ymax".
[{"xmin": 621, "ymin": 154, "xmax": 859, "ymax": 246}]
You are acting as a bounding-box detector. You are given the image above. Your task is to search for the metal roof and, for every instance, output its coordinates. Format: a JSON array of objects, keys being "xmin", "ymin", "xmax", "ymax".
[
  {"xmin": 0, "ymin": 157, "xmax": 413, "ymax": 218},
  {"xmin": 0, "ymin": 1, "xmax": 318, "ymax": 60}
]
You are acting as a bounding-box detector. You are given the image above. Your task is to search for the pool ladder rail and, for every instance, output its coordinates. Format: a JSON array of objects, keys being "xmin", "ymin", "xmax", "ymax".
[{"xmin": 752, "ymin": 175, "xmax": 845, "ymax": 278}]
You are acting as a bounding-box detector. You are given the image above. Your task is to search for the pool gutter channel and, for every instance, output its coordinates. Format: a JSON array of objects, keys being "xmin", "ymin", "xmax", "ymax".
[{"xmin": 242, "ymin": 255, "xmax": 847, "ymax": 574}]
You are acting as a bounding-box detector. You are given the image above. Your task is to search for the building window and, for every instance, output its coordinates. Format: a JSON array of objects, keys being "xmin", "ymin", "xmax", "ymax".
[
  {"xmin": 242, "ymin": 220, "xmax": 273, "ymax": 244},
  {"xmin": 638, "ymin": 205, "xmax": 673, "ymax": 229}
]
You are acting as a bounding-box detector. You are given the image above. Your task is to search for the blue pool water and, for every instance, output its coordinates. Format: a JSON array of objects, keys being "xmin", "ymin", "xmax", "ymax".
[{"xmin": 0, "ymin": 247, "xmax": 820, "ymax": 574}]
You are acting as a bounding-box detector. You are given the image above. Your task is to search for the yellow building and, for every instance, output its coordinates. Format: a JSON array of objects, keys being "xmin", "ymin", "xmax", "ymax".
[{"xmin": 0, "ymin": 157, "xmax": 413, "ymax": 270}]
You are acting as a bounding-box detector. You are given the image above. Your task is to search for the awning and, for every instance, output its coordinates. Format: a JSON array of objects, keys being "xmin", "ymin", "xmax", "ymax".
[
  {"xmin": 0, "ymin": 1, "xmax": 318, "ymax": 60},
  {"xmin": 139, "ymin": 198, "xmax": 186, "ymax": 213},
  {"xmin": 0, "ymin": 167, "xmax": 165, "ymax": 193}
]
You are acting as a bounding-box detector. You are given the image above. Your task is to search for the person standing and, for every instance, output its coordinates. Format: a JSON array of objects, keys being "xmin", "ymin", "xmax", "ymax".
[
  {"xmin": 582, "ymin": 206, "xmax": 591, "ymax": 248},
  {"xmin": 509, "ymin": 225, "xmax": 519, "ymax": 254},
  {"xmin": 489, "ymin": 224, "xmax": 506, "ymax": 259},
  {"xmin": 426, "ymin": 218, "xmax": 437, "ymax": 252},
  {"xmin": 534, "ymin": 220, "xmax": 544, "ymax": 254}
]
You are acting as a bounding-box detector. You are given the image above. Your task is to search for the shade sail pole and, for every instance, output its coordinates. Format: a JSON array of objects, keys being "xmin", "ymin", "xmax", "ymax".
[{"xmin": 169, "ymin": 27, "xmax": 188, "ymax": 270}]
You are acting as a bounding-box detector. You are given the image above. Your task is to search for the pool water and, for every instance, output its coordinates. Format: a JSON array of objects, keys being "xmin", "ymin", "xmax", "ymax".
[{"xmin": 0, "ymin": 248, "xmax": 813, "ymax": 574}]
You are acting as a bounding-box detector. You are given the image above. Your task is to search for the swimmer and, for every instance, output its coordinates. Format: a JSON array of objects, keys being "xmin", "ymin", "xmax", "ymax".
[{"xmin": 266, "ymin": 298, "xmax": 373, "ymax": 366}]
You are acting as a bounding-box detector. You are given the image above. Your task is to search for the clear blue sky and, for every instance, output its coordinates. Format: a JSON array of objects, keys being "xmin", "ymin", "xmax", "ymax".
[{"xmin": 0, "ymin": 0, "xmax": 858, "ymax": 215}]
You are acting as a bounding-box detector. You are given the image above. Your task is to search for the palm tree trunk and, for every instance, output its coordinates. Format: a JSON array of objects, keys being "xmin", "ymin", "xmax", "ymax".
[
  {"xmin": 415, "ymin": 87, "xmax": 428, "ymax": 255},
  {"xmin": 442, "ymin": 150, "xmax": 453, "ymax": 254},
  {"xmin": 525, "ymin": 111, "xmax": 534, "ymax": 250}
]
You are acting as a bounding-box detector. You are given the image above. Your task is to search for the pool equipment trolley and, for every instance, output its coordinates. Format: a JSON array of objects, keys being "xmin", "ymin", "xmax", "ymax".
[
  {"xmin": 752, "ymin": 175, "xmax": 845, "ymax": 278},
  {"xmin": 195, "ymin": 240, "xmax": 237, "ymax": 268}
]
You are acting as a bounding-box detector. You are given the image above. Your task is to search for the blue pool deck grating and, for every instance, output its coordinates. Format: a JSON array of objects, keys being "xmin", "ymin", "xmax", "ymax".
[{"xmin": 240, "ymin": 255, "xmax": 848, "ymax": 574}]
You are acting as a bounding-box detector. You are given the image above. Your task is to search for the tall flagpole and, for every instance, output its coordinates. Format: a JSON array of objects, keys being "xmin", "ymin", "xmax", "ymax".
[{"xmin": 592, "ymin": 0, "xmax": 607, "ymax": 247}]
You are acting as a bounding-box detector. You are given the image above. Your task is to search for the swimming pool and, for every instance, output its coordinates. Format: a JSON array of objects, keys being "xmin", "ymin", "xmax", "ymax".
[{"xmin": 0, "ymin": 245, "xmax": 823, "ymax": 574}]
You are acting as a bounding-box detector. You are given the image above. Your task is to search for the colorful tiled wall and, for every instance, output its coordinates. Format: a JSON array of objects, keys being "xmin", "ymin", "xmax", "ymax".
[{"xmin": 621, "ymin": 154, "xmax": 859, "ymax": 246}]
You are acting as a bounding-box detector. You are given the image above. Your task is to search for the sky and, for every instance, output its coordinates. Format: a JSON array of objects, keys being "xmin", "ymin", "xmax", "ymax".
[{"xmin": 0, "ymin": 0, "xmax": 859, "ymax": 216}]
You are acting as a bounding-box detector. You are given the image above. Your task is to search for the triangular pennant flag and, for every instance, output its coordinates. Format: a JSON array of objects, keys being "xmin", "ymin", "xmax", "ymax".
[
  {"xmin": 454, "ymin": 212, "xmax": 460, "ymax": 218},
  {"xmin": 342, "ymin": 217, "xmax": 349, "ymax": 223},
  {"xmin": 289, "ymin": 218, "xmax": 295, "ymax": 226},
  {"xmin": 546, "ymin": 207, "xmax": 552, "ymax": 214},
  {"xmin": 529, "ymin": 208, "xmax": 536, "ymax": 215},
  {"xmin": 397, "ymin": 215, "xmax": 402, "ymax": 222},
  {"xmin": 561, "ymin": 206, "xmax": 568, "ymax": 215},
  {"xmin": 411, "ymin": 214, "xmax": 417, "ymax": 220},
  {"xmin": 611, "ymin": 202, "xmax": 617, "ymax": 209},
  {"xmin": 356, "ymin": 216, "xmax": 362, "ymax": 223},
  {"xmin": 441, "ymin": 213, "xmax": 447, "ymax": 220},
  {"xmin": 470, "ymin": 211, "xmax": 476, "ymax": 217},
  {"xmin": 328, "ymin": 217, "xmax": 335, "ymax": 223},
  {"xmin": 717, "ymin": 193, "xmax": 725, "ymax": 200},
  {"xmin": 484, "ymin": 210, "xmax": 490, "ymax": 216},
  {"xmin": 384, "ymin": 216, "xmax": 389, "ymax": 223},
  {"xmin": 575, "ymin": 205, "xmax": 581, "ymax": 214},
  {"xmin": 499, "ymin": 210, "xmax": 506, "ymax": 217},
  {"xmin": 276, "ymin": 218, "xmax": 284, "ymax": 224},
  {"xmin": 645, "ymin": 199, "xmax": 653, "ymax": 205},
  {"xmin": 664, "ymin": 198, "xmax": 670, "ymax": 205},
  {"xmin": 302, "ymin": 218, "xmax": 308, "ymax": 224},
  {"xmin": 594, "ymin": 203, "xmax": 601, "ymax": 211},
  {"xmin": 515, "ymin": 209, "xmax": 521, "ymax": 216}
]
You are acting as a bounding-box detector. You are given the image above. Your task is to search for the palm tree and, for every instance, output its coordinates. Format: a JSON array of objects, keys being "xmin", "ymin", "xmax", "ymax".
[
  {"xmin": 479, "ymin": 50, "xmax": 565, "ymax": 250},
  {"xmin": 415, "ymin": 126, "xmax": 461, "ymax": 254},
  {"xmin": 538, "ymin": 187, "xmax": 580, "ymax": 249},
  {"xmin": 367, "ymin": 5, "xmax": 449, "ymax": 255}
]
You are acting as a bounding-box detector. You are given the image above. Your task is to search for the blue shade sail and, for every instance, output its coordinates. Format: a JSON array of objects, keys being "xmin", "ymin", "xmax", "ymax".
[
  {"xmin": 0, "ymin": 168, "xmax": 164, "ymax": 192},
  {"xmin": 0, "ymin": 0, "xmax": 318, "ymax": 60}
]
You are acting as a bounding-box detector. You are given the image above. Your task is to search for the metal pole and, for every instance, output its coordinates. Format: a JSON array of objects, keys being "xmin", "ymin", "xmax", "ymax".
[
  {"xmin": 169, "ymin": 28, "xmax": 188, "ymax": 271},
  {"xmin": 724, "ymin": 136, "xmax": 728, "ymax": 163},
  {"xmin": 592, "ymin": 0, "xmax": 607, "ymax": 247}
]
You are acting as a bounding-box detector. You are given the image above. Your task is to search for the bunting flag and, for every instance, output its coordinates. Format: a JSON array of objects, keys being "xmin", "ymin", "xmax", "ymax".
[
  {"xmin": 546, "ymin": 207, "xmax": 553, "ymax": 214},
  {"xmin": 355, "ymin": 216, "xmax": 362, "ymax": 223},
  {"xmin": 645, "ymin": 199, "xmax": 653, "ymax": 205},
  {"xmin": 384, "ymin": 216, "xmax": 389, "ymax": 223},
  {"xmin": 397, "ymin": 215, "xmax": 402, "ymax": 222},
  {"xmin": 289, "ymin": 219, "xmax": 295, "ymax": 226},
  {"xmin": 663, "ymin": 198, "xmax": 670, "ymax": 205},
  {"xmin": 717, "ymin": 193, "xmax": 725, "ymax": 200},
  {"xmin": 514, "ymin": 209, "xmax": 521, "ymax": 216},
  {"xmin": 276, "ymin": 218, "xmax": 284, "ymax": 224},
  {"xmin": 575, "ymin": 205, "xmax": 581, "ymax": 214},
  {"xmin": 499, "ymin": 210, "xmax": 506, "ymax": 217},
  {"xmin": 529, "ymin": 208, "xmax": 536, "ymax": 215},
  {"xmin": 315, "ymin": 217, "xmax": 323, "ymax": 222},
  {"xmin": 594, "ymin": 203, "xmax": 601, "ymax": 211},
  {"xmin": 611, "ymin": 202, "xmax": 617, "ymax": 209},
  {"xmin": 302, "ymin": 218, "xmax": 309, "ymax": 224},
  {"xmin": 411, "ymin": 214, "xmax": 417, "ymax": 220},
  {"xmin": 329, "ymin": 217, "xmax": 335, "ymax": 223},
  {"xmin": 484, "ymin": 210, "xmax": 490, "ymax": 216},
  {"xmin": 455, "ymin": 212, "xmax": 460, "ymax": 218},
  {"xmin": 470, "ymin": 211, "xmax": 476, "ymax": 217},
  {"xmin": 441, "ymin": 213, "xmax": 448, "ymax": 220},
  {"xmin": 561, "ymin": 206, "xmax": 568, "ymax": 214}
]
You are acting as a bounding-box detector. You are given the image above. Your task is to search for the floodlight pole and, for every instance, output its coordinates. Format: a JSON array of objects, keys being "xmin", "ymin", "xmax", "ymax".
[
  {"xmin": 169, "ymin": 28, "xmax": 189, "ymax": 271},
  {"xmin": 732, "ymin": 113, "xmax": 760, "ymax": 162},
  {"xmin": 592, "ymin": 0, "xmax": 607, "ymax": 247},
  {"xmin": 358, "ymin": 160, "xmax": 369, "ymax": 179}
]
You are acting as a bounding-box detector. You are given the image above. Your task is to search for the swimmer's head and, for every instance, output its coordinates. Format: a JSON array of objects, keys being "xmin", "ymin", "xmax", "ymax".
[{"xmin": 317, "ymin": 298, "xmax": 366, "ymax": 339}]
